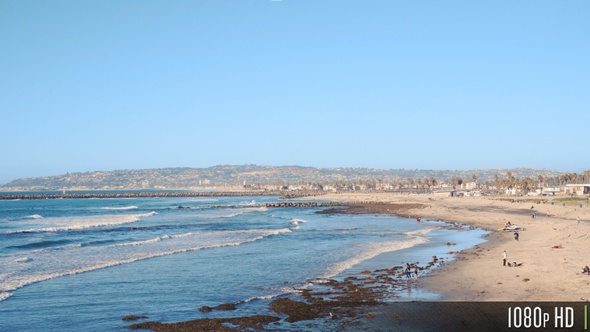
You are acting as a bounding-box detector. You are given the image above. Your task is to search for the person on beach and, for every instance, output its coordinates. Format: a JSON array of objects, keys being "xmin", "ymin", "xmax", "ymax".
[
  {"xmin": 578, "ymin": 216, "xmax": 581, "ymax": 224},
  {"xmin": 503, "ymin": 250, "xmax": 507, "ymax": 266},
  {"xmin": 414, "ymin": 264, "xmax": 419, "ymax": 279},
  {"xmin": 405, "ymin": 263, "xmax": 412, "ymax": 279},
  {"xmin": 514, "ymin": 232, "xmax": 519, "ymax": 241}
]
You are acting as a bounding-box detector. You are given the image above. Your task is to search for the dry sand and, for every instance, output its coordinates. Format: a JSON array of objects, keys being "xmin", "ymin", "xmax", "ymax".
[{"xmin": 305, "ymin": 192, "xmax": 590, "ymax": 301}]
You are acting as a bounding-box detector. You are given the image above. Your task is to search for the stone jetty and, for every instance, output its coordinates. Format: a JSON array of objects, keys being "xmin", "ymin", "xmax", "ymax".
[
  {"xmin": 0, "ymin": 191, "xmax": 325, "ymax": 201},
  {"xmin": 177, "ymin": 201, "xmax": 344, "ymax": 210}
]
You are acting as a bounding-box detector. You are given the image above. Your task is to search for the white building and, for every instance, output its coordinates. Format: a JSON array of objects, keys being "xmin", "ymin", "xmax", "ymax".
[
  {"xmin": 541, "ymin": 187, "xmax": 561, "ymax": 196},
  {"xmin": 564, "ymin": 184, "xmax": 590, "ymax": 196}
]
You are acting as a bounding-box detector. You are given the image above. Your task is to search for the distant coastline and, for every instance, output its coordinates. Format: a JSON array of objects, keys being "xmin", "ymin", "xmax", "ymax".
[{"xmin": 1, "ymin": 165, "xmax": 569, "ymax": 191}]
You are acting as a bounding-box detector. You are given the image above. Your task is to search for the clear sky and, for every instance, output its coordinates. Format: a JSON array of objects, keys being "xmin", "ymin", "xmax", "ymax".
[{"xmin": 1, "ymin": 1, "xmax": 589, "ymax": 184}]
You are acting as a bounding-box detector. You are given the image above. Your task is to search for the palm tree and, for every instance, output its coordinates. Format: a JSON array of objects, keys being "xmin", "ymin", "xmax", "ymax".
[{"xmin": 429, "ymin": 177, "xmax": 437, "ymax": 188}]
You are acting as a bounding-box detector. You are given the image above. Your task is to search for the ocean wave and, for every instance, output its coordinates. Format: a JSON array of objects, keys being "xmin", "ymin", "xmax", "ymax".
[
  {"xmin": 7, "ymin": 240, "xmax": 72, "ymax": 250},
  {"xmin": 0, "ymin": 292, "xmax": 12, "ymax": 302},
  {"xmin": 199, "ymin": 206, "xmax": 268, "ymax": 219},
  {"xmin": 4, "ymin": 212, "xmax": 157, "ymax": 234},
  {"xmin": 321, "ymin": 236, "xmax": 430, "ymax": 279},
  {"xmin": 98, "ymin": 206, "xmax": 138, "ymax": 211},
  {"xmin": 237, "ymin": 283, "xmax": 314, "ymax": 305},
  {"xmin": 113, "ymin": 232, "xmax": 198, "ymax": 247},
  {"xmin": 237, "ymin": 293, "xmax": 285, "ymax": 304},
  {"xmin": 10, "ymin": 257, "xmax": 33, "ymax": 264},
  {"xmin": 0, "ymin": 227, "xmax": 292, "ymax": 302},
  {"xmin": 289, "ymin": 218, "xmax": 307, "ymax": 225},
  {"xmin": 25, "ymin": 214, "xmax": 43, "ymax": 219},
  {"xmin": 404, "ymin": 227, "xmax": 436, "ymax": 237}
]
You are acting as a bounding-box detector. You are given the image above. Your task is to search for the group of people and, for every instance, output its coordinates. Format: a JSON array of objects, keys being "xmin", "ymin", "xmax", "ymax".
[
  {"xmin": 405, "ymin": 263, "xmax": 419, "ymax": 279},
  {"xmin": 503, "ymin": 250, "xmax": 522, "ymax": 267}
]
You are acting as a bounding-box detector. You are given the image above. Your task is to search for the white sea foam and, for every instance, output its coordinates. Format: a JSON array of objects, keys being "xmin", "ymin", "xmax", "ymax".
[
  {"xmin": 289, "ymin": 218, "xmax": 306, "ymax": 230},
  {"xmin": 238, "ymin": 284, "xmax": 308, "ymax": 304},
  {"xmin": 238, "ymin": 293, "xmax": 284, "ymax": 304},
  {"xmin": 5, "ymin": 212, "xmax": 157, "ymax": 234},
  {"xmin": 289, "ymin": 218, "xmax": 307, "ymax": 225},
  {"xmin": 114, "ymin": 232, "xmax": 198, "ymax": 247},
  {"xmin": 0, "ymin": 292, "xmax": 12, "ymax": 301},
  {"xmin": 98, "ymin": 206, "xmax": 138, "ymax": 211},
  {"xmin": 0, "ymin": 227, "xmax": 292, "ymax": 302},
  {"xmin": 404, "ymin": 227, "xmax": 436, "ymax": 237},
  {"xmin": 25, "ymin": 214, "xmax": 43, "ymax": 219},
  {"xmin": 321, "ymin": 236, "xmax": 430, "ymax": 279}
]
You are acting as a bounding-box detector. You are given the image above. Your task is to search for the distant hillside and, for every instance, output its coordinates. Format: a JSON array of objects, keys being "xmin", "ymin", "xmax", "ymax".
[{"xmin": 0, "ymin": 165, "xmax": 566, "ymax": 190}]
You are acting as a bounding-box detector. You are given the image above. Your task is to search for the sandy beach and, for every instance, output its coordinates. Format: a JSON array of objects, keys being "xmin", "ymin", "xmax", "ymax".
[{"xmin": 306, "ymin": 192, "xmax": 590, "ymax": 302}]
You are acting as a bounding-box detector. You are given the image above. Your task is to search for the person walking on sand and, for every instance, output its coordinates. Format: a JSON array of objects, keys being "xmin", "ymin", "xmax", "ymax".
[
  {"xmin": 578, "ymin": 216, "xmax": 581, "ymax": 224},
  {"xmin": 514, "ymin": 232, "xmax": 519, "ymax": 241},
  {"xmin": 503, "ymin": 250, "xmax": 507, "ymax": 266}
]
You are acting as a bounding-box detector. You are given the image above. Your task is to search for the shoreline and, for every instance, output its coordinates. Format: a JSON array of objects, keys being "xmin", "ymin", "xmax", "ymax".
[
  {"xmin": 303, "ymin": 192, "xmax": 590, "ymax": 302},
  {"xmin": 123, "ymin": 192, "xmax": 590, "ymax": 330},
  {"xmin": 126, "ymin": 206, "xmax": 482, "ymax": 331}
]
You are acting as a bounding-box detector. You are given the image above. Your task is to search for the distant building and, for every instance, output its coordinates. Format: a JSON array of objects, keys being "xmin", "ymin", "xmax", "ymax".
[
  {"xmin": 541, "ymin": 187, "xmax": 561, "ymax": 196},
  {"xmin": 564, "ymin": 184, "xmax": 590, "ymax": 196}
]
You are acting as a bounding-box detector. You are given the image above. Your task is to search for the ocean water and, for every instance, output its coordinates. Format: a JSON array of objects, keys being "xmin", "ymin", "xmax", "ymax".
[{"xmin": 0, "ymin": 193, "xmax": 487, "ymax": 331}]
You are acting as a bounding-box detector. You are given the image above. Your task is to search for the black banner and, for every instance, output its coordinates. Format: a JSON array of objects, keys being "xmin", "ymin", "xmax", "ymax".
[{"xmin": 371, "ymin": 302, "xmax": 588, "ymax": 331}]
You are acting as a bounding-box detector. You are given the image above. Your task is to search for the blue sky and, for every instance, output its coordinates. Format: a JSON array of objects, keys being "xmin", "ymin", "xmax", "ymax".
[{"xmin": 1, "ymin": 1, "xmax": 589, "ymax": 184}]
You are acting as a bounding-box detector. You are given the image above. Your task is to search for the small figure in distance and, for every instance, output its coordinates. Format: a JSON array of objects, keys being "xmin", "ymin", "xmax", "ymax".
[{"xmin": 405, "ymin": 263, "xmax": 412, "ymax": 279}]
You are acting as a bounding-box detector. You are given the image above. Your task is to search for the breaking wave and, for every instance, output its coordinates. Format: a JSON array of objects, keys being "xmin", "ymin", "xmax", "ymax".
[
  {"xmin": 98, "ymin": 206, "xmax": 138, "ymax": 211},
  {"xmin": 5, "ymin": 212, "xmax": 157, "ymax": 234},
  {"xmin": 0, "ymin": 227, "xmax": 292, "ymax": 302}
]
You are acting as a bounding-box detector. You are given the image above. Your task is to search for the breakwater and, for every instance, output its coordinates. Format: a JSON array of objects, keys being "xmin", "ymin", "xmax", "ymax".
[
  {"xmin": 194, "ymin": 201, "xmax": 345, "ymax": 210},
  {"xmin": 0, "ymin": 191, "xmax": 326, "ymax": 200}
]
